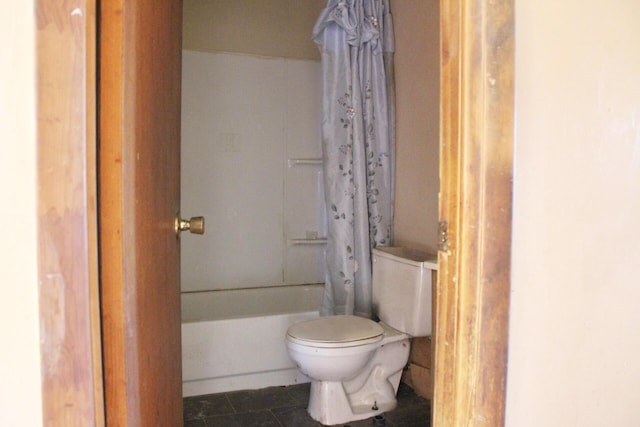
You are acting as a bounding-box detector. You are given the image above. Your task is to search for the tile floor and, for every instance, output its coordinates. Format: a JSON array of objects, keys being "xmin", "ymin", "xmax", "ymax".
[{"xmin": 184, "ymin": 382, "xmax": 431, "ymax": 427}]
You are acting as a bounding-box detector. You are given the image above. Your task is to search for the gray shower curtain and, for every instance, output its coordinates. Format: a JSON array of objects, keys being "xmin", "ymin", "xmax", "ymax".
[{"xmin": 314, "ymin": 0, "xmax": 395, "ymax": 317}]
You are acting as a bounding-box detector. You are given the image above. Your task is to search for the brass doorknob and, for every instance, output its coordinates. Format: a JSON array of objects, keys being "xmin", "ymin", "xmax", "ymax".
[{"xmin": 175, "ymin": 215, "xmax": 205, "ymax": 235}]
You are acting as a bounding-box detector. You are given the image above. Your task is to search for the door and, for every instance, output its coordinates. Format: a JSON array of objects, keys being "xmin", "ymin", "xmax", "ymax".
[{"xmin": 99, "ymin": 0, "xmax": 184, "ymax": 425}]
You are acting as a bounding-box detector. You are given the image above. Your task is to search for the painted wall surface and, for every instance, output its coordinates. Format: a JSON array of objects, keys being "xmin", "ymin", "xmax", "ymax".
[
  {"xmin": 182, "ymin": 2, "xmax": 325, "ymax": 294},
  {"xmin": 392, "ymin": 0, "xmax": 440, "ymax": 253},
  {"xmin": 507, "ymin": 2, "xmax": 640, "ymax": 426},
  {"xmin": 183, "ymin": 0, "xmax": 325, "ymax": 60},
  {"xmin": 0, "ymin": 1, "xmax": 43, "ymax": 425},
  {"xmin": 181, "ymin": 51, "xmax": 324, "ymax": 291}
]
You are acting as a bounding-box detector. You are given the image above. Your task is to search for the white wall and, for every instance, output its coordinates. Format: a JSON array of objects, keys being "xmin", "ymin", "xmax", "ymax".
[
  {"xmin": 180, "ymin": 2, "xmax": 327, "ymax": 293},
  {"xmin": 0, "ymin": 1, "xmax": 43, "ymax": 425},
  {"xmin": 180, "ymin": 51, "xmax": 325, "ymax": 292},
  {"xmin": 507, "ymin": 2, "xmax": 640, "ymax": 426}
]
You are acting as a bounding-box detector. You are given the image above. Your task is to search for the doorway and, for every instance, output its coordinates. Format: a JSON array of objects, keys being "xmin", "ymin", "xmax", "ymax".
[
  {"xmin": 178, "ymin": 0, "xmax": 442, "ymax": 398},
  {"xmin": 93, "ymin": 0, "xmax": 515, "ymax": 425}
]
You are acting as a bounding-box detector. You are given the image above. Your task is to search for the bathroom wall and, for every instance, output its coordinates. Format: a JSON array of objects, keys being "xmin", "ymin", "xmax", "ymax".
[
  {"xmin": 183, "ymin": 0, "xmax": 325, "ymax": 60},
  {"xmin": 507, "ymin": 1, "xmax": 640, "ymax": 425},
  {"xmin": 392, "ymin": 0, "xmax": 440, "ymax": 254},
  {"xmin": 181, "ymin": 51, "xmax": 325, "ymax": 291},
  {"xmin": 181, "ymin": 1, "xmax": 326, "ymax": 292}
]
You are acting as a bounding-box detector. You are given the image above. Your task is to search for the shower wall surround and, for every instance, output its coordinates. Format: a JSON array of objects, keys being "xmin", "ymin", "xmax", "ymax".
[{"xmin": 181, "ymin": 50, "xmax": 325, "ymax": 292}]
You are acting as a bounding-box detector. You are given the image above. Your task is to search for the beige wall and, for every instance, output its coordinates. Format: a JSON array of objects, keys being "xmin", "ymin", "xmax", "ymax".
[
  {"xmin": 183, "ymin": 0, "xmax": 325, "ymax": 59},
  {"xmin": 507, "ymin": 1, "xmax": 640, "ymax": 425},
  {"xmin": 0, "ymin": 1, "xmax": 42, "ymax": 425},
  {"xmin": 392, "ymin": 0, "xmax": 440, "ymax": 253}
]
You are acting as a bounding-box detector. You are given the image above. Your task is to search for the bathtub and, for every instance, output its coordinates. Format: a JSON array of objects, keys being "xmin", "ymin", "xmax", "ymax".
[{"xmin": 181, "ymin": 284, "xmax": 323, "ymax": 397}]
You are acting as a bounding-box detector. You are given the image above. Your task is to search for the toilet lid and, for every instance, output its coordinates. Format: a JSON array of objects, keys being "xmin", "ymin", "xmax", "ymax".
[{"xmin": 287, "ymin": 315, "xmax": 384, "ymax": 348}]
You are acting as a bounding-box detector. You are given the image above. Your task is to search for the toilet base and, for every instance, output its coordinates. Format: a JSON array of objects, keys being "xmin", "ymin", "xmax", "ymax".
[
  {"xmin": 307, "ymin": 380, "xmax": 395, "ymax": 426},
  {"xmin": 303, "ymin": 328, "xmax": 410, "ymax": 425}
]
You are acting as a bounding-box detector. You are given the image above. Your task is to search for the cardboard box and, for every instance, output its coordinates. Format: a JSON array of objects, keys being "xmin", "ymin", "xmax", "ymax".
[
  {"xmin": 408, "ymin": 363, "xmax": 433, "ymax": 399},
  {"xmin": 409, "ymin": 336, "xmax": 432, "ymax": 368}
]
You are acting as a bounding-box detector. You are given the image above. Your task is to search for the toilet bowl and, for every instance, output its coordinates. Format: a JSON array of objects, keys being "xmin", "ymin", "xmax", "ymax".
[
  {"xmin": 286, "ymin": 315, "xmax": 410, "ymax": 425},
  {"xmin": 285, "ymin": 247, "xmax": 438, "ymax": 426},
  {"xmin": 286, "ymin": 315, "xmax": 385, "ymax": 381}
]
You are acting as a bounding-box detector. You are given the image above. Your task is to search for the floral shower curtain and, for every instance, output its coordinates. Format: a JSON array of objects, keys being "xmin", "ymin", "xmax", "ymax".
[{"xmin": 314, "ymin": 0, "xmax": 395, "ymax": 317}]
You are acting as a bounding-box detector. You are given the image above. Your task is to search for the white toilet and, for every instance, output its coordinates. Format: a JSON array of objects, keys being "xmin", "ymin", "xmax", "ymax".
[{"xmin": 285, "ymin": 246, "xmax": 437, "ymax": 426}]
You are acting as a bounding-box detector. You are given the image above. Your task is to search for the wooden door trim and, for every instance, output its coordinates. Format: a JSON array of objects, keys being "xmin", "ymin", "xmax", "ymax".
[
  {"xmin": 99, "ymin": 0, "xmax": 132, "ymax": 423},
  {"xmin": 36, "ymin": 0, "xmax": 104, "ymax": 425},
  {"xmin": 434, "ymin": 0, "xmax": 515, "ymax": 425},
  {"xmin": 99, "ymin": 2, "xmax": 163, "ymax": 423}
]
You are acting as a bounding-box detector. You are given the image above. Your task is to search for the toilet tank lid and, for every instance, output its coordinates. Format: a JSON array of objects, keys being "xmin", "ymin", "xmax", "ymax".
[
  {"xmin": 373, "ymin": 246, "xmax": 438, "ymax": 270},
  {"xmin": 287, "ymin": 315, "xmax": 383, "ymax": 347}
]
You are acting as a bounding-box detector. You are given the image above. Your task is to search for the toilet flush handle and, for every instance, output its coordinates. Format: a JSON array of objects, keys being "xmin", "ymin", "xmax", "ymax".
[{"xmin": 175, "ymin": 214, "xmax": 205, "ymax": 235}]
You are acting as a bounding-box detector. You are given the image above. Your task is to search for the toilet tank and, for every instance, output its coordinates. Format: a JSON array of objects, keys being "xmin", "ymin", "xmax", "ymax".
[{"xmin": 372, "ymin": 247, "xmax": 438, "ymax": 337}]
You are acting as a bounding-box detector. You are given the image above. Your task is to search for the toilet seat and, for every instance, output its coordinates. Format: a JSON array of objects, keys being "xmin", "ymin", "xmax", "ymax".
[{"xmin": 287, "ymin": 315, "xmax": 384, "ymax": 348}]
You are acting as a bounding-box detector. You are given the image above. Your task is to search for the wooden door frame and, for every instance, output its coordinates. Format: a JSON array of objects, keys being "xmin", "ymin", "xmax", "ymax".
[
  {"xmin": 34, "ymin": 0, "xmax": 514, "ymax": 425},
  {"xmin": 36, "ymin": 1, "xmax": 104, "ymax": 425},
  {"xmin": 434, "ymin": 0, "xmax": 514, "ymax": 425}
]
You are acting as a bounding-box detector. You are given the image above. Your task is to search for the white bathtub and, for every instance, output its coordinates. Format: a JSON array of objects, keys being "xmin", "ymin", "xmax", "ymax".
[{"xmin": 181, "ymin": 284, "xmax": 323, "ymax": 397}]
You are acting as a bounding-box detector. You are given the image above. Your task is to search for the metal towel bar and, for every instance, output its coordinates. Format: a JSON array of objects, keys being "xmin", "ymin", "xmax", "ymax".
[
  {"xmin": 289, "ymin": 238, "xmax": 328, "ymax": 245},
  {"xmin": 288, "ymin": 158, "xmax": 323, "ymax": 167}
]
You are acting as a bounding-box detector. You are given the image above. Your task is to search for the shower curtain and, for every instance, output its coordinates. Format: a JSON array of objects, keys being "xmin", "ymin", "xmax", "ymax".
[{"xmin": 314, "ymin": 0, "xmax": 395, "ymax": 317}]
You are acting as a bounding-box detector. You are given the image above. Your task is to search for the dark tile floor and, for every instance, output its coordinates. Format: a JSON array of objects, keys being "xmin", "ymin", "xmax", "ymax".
[{"xmin": 184, "ymin": 382, "xmax": 430, "ymax": 427}]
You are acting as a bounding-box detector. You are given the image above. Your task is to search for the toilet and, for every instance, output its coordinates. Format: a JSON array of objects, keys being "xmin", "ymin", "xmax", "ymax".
[{"xmin": 285, "ymin": 246, "xmax": 437, "ymax": 426}]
